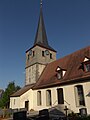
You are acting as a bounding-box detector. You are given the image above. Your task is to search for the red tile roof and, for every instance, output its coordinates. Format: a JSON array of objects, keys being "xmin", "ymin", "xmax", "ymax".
[{"xmin": 33, "ymin": 46, "xmax": 90, "ymax": 89}]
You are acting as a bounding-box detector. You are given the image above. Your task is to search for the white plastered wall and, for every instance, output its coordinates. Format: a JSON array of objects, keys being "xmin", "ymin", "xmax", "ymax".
[
  {"xmin": 10, "ymin": 89, "xmax": 34, "ymax": 110},
  {"xmin": 10, "ymin": 97, "xmax": 20, "ymax": 109},
  {"xmin": 10, "ymin": 81, "xmax": 90, "ymax": 114},
  {"xmin": 33, "ymin": 81, "xmax": 90, "ymax": 114},
  {"xmin": 20, "ymin": 89, "xmax": 33, "ymax": 110}
]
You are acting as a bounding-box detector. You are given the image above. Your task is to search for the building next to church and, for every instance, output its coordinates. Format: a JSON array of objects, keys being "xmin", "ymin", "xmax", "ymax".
[{"xmin": 10, "ymin": 2, "xmax": 90, "ymax": 116}]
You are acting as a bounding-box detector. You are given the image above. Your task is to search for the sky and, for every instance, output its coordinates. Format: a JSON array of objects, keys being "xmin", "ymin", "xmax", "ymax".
[{"xmin": 0, "ymin": 0, "xmax": 90, "ymax": 90}]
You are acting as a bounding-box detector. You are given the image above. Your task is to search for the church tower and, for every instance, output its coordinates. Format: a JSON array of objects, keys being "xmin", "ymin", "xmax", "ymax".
[{"xmin": 25, "ymin": 1, "xmax": 56, "ymax": 85}]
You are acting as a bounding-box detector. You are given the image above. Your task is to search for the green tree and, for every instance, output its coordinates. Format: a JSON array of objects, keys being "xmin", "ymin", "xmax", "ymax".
[{"xmin": 0, "ymin": 81, "xmax": 21, "ymax": 108}]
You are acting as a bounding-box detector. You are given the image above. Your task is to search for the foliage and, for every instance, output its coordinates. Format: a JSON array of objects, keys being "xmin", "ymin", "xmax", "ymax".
[
  {"xmin": 0, "ymin": 81, "xmax": 21, "ymax": 108},
  {"xmin": 68, "ymin": 112, "xmax": 90, "ymax": 120},
  {"xmin": 68, "ymin": 112, "xmax": 78, "ymax": 120}
]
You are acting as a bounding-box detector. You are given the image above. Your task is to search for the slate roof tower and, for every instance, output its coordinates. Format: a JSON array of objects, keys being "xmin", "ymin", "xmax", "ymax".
[
  {"xmin": 34, "ymin": 1, "xmax": 55, "ymax": 52},
  {"xmin": 25, "ymin": 1, "xmax": 56, "ymax": 85}
]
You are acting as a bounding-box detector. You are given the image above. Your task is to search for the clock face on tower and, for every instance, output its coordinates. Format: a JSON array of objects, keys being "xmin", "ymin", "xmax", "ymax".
[
  {"xmin": 45, "ymin": 50, "xmax": 49, "ymax": 55},
  {"xmin": 29, "ymin": 50, "xmax": 32, "ymax": 56}
]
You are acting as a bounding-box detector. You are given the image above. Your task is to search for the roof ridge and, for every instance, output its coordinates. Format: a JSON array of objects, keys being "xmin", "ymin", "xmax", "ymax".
[{"xmin": 50, "ymin": 46, "xmax": 90, "ymax": 65}]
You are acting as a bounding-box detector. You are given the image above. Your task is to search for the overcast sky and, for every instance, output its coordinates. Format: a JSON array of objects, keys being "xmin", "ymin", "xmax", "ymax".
[{"xmin": 0, "ymin": 0, "xmax": 90, "ymax": 89}]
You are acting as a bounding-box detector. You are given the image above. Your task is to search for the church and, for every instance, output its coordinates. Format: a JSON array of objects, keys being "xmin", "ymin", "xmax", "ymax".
[{"xmin": 10, "ymin": 1, "xmax": 90, "ymax": 116}]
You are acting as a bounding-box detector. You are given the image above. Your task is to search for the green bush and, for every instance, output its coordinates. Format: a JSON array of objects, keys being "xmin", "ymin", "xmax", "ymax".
[{"xmin": 68, "ymin": 114, "xmax": 90, "ymax": 120}]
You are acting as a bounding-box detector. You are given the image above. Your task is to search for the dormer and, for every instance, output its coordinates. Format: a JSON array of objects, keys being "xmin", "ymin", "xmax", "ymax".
[
  {"xmin": 83, "ymin": 56, "xmax": 90, "ymax": 62},
  {"xmin": 56, "ymin": 66, "xmax": 66, "ymax": 80},
  {"xmin": 82, "ymin": 56, "xmax": 90, "ymax": 72}
]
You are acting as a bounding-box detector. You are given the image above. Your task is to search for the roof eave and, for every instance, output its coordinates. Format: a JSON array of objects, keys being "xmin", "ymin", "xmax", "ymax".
[
  {"xmin": 26, "ymin": 44, "xmax": 57, "ymax": 53},
  {"xmin": 33, "ymin": 75, "xmax": 90, "ymax": 90}
]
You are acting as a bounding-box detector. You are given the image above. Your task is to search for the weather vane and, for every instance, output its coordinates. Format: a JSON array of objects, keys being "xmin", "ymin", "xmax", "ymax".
[{"xmin": 40, "ymin": 0, "xmax": 42, "ymax": 7}]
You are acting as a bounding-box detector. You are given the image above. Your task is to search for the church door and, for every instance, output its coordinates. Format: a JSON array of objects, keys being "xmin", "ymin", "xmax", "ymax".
[{"xmin": 25, "ymin": 101, "xmax": 29, "ymax": 111}]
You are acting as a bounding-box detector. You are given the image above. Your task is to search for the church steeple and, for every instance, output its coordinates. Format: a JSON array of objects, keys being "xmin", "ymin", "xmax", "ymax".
[
  {"xmin": 34, "ymin": 0, "xmax": 56, "ymax": 52},
  {"xmin": 25, "ymin": 1, "xmax": 56, "ymax": 85}
]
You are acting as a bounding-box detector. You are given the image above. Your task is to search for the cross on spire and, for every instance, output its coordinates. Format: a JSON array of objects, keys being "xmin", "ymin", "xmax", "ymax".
[{"xmin": 40, "ymin": 0, "xmax": 42, "ymax": 8}]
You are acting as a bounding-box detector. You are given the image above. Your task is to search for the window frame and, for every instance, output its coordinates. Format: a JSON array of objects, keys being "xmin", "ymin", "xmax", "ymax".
[
  {"xmin": 57, "ymin": 88, "xmax": 64, "ymax": 104},
  {"xmin": 50, "ymin": 53, "xmax": 52, "ymax": 59},
  {"xmin": 37, "ymin": 91, "xmax": 42, "ymax": 106},
  {"xmin": 27, "ymin": 54, "xmax": 29, "ymax": 61},
  {"xmin": 42, "ymin": 51, "xmax": 45, "ymax": 57},
  {"xmin": 14, "ymin": 99, "xmax": 16, "ymax": 105},
  {"xmin": 74, "ymin": 85, "xmax": 85, "ymax": 107},
  {"xmin": 84, "ymin": 61, "xmax": 90, "ymax": 72},
  {"xmin": 46, "ymin": 90, "xmax": 52, "ymax": 106},
  {"xmin": 57, "ymin": 71, "xmax": 63, "ymax": 79},
  {"xmin": 56, "ymin": 66, "xmax": 63, "ymax": 80},
  {"xmin": 33, "ymin": 51, "xmax": 35, "ymax": 57}
]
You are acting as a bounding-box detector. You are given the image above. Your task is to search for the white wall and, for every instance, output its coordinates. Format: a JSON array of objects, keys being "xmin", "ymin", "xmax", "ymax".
[
  {"xmin": 10, "ymin": 81, "xmax": 90, "ymax": 115},
  {"xmin": 10, "ymin": 97, "xmax": 20, "ymax": 109},
  {"xmin": 33, "ymin": 81, "xmax": 90, "ymax": 114},
  {"xmin": 10, "ymin": 89, "xmax": 34, "ymax": 110},
  {"xmin": 20, "ymin": 89, "xmax": 33, "ymax": 110},
  {"xmin": 83, "ymin": 81, "xmax": 90, "ymax": 114}
]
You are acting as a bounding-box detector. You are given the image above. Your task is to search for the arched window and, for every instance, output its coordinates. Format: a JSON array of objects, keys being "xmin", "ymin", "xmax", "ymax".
[
  {"xmin": 46, "ymin": 90, "xmax": 52, "ymax": 106},
  {"xmin": 37, "ymin": 91, "xmax": 42, "ymax": 106},
  {"xmin": 57, "ymin": 88, "xmax": 64, "ymax": 104},
  {"xmin": 14, "ymin": 99, "xmax": 15, "ymax": 105},
  {"xmin": 50, "ymin": 53, "xmax": 52, "ymax": 59},
  {"xmin": 33, "ymin": 51, "xmax": 35, "ymax": 57},
  {"xmin": 75, "ymin": 85, "xmax": 85, "ymax": 106},
  {"xmin": 42, "ymin": 51, "xmax": 45, "ymax": 57}
]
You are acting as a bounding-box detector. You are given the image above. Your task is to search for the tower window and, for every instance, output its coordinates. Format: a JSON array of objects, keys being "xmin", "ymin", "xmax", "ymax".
[
  {"xmin": 33, "ymin": 51, "xmax": 35, "ymax": 57},
  {"xmin": 42, "ymin": 51, "xmax": 45, "ymax": 57},
  {"xmin": 27, "ymin": 54, "xmax": 29, "ymax": 60},
  {"xmin": 29, "ymin": 50, "xmax": 32, "ymax": 56},
  {"xmin": 50, "ymin": 53, "xmax": 52, "ymax": 59}
]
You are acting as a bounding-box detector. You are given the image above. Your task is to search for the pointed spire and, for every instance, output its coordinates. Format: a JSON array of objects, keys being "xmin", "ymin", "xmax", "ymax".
[{"xmin": 34, "ymin": 0, "xmax": 56, "ymax": 52}]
